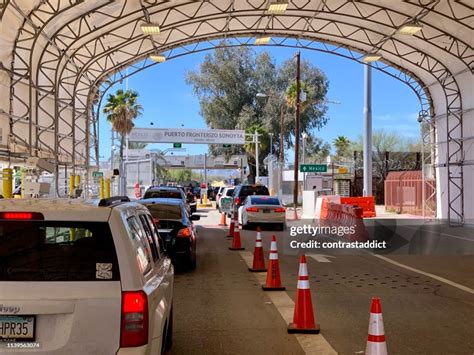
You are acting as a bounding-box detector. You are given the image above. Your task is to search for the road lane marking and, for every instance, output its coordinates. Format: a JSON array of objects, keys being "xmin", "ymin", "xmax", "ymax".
[
  {"xmin": 403, "ymin": 225, "xmax": 474, "ymax": 243},
  {"xmin": 308, "ymin": 254, "xmax": 334, "ymax": 263},
  {"xmin": 372, "ymin": 254, "xmax": 474, "ymax": 295},
  {"xmin": 239, "ymin": 251, "xmax": 338, "ymax": 355}
]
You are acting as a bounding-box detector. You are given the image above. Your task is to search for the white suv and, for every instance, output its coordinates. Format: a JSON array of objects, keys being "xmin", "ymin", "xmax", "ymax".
[{"xmin": 0, "ymin": 196, "xmax": 174, "ymax": 354}]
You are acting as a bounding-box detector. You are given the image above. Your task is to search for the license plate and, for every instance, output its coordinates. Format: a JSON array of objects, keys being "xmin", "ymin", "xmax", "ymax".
[
  {"xmin": 0, "ymin": 315, "xmax": 35, "ymax": 341},
  {"xmin": 262, "ymin": 210, "xmax": 270, "ymax": 213}
]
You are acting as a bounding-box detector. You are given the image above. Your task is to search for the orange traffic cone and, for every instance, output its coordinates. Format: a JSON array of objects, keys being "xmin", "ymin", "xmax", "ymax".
[
  {"xmin": 262, "ymin": 235, "xmax": 285, "ymax": 291},
  {"xmin": 287, "ymin": 255, "xmax": 319, "ymax": 333},
  {"xmin": 229, "ymin": 223, "xmax": 245, "ymax": 250},
  {"xmin": 365, "ymin": 297, "xmax": 387, "ymax": 355},
  {"xmin": 219, "ymin": 212, "xmax": 227, "ymax": 226},
  {"xmin": 248, "ymin": 227, "xmax": 266, "ymax": 272},
  {"xmin": 226, "ymin": 217, "xmax": 235, "ymax": 238}
]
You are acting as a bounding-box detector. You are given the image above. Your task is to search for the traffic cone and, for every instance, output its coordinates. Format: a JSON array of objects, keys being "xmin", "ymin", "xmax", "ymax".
[
  {"xmin": 365, "ymin": 297, "xmax": 387, "ymax": 355},
  {"xmin": 287, "ymin": 255, "xmax": 319, "ymax": 333},
  {"xmin": 218, "ymin": 212, "xmax": 227, "ymax": 226},
  {"xmin": 226, "ymin": 217, "xmax": 235, "ymax": 238},
  {"xmin": 262, "ymin": 235, "xmax": 285, "ymax": 291},
  {"xmin": 248, "ymin": 227, "xmax": 266, "ymax": 272},
  {"xmin": 229, "ymin": 223, "xmax": 245, "ymax": 250}
]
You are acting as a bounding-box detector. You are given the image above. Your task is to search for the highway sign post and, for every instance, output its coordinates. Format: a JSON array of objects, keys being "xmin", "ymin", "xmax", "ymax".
[{"xmin": 299, "ymin": 164, "xmax": 327, "ymax": 173}]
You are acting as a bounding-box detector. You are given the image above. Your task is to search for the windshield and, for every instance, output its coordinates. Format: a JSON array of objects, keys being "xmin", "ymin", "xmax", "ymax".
[
  {"xmin": 251, "ymin": 197, "xmax": 280, "ymax": 205},
  {"xmin": 225, "ymin": 189, "xmax": 235, "ymax": 196},
  {"xmin": 144, "ymin": 190, "xmax": 182, "ymax": 199},
  {"xmin": 0, "ymin": 221, "xmax": 119, "ymax": 281},
  {"xmin": 240, "ymin": 186, "xmax": 269, "ymax": 197},
  {"xmin": 146, "ymin": 204, "xmax": 182, "ymax": 220}
]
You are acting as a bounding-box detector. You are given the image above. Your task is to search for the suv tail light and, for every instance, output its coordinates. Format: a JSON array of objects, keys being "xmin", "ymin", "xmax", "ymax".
[
  {"xmin": 246, "ymin": 207, "xmax": 259, "ymax": 212},
  {"xmin": 235, "ymin": 197, "xmax": 241, "ymax": 205},
  {"xmin": 274, "ymin": 207, "xmax": 286, "ymax": 213},
  {"xmin": 177, "ymin": 227, "xmax": 192, "ymax": 238},
  {"xmin": 121, "ymin": 291, "xmax": 149, "ymax": 347}
]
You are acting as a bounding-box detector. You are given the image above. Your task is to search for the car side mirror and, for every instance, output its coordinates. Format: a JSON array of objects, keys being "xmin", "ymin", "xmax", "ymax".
[{"xmin": 190, "ymin": 215, "xmax": 200, "ymax": 221}]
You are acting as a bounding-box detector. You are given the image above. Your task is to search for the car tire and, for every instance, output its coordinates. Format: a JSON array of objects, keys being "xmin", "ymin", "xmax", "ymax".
[{"xmin": 162, "ymin": 307, "xmax": 173, "ymax": 353}]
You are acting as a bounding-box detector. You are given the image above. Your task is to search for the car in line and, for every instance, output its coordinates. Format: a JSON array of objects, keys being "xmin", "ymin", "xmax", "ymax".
[
  {"xmin": 178, "ymin": 186, "xmax": 197, "ymax": 213},
  {"xmin": 231, "ymin": 184, "xmax": 270, "ymax": 217},
  {"xmin": 143, "ymin": 186, "xmax": 194, "ymax": 215},
  {"xmin": 215, "ymin": 186, "xmax": 226, "ymax": 209},
  {"xmin": 217, "ymin": 186, "xmax": 235, "ymax": 213},
  {"xmin": 139, "ymin": 198, "xmax": 198, "ymax": 270},
  {"xmin": 237, "ymin": 195, "xmax": 286, "ymax": 230},
  {"xmin": 0, "ymin": 196, "xmax": 174, "ymax": 354}
]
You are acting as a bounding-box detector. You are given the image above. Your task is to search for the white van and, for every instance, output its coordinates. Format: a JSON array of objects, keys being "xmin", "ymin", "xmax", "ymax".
[{"xmin": 0, "ymin": 197, "xmax": 174, "ymax": 354}]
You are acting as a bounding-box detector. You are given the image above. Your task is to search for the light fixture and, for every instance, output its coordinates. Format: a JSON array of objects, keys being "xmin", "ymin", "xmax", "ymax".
[
  {"xmin": 268, "ymin": 1, "xmax": 288, "ymax": 14},
  {"xmin": 255, "ymin": 36, "xmax": 271, "ymax": 45},
  {"xmin": 141, "ymin": 23, "xmax": 161, "ymax": 35},
  {"xmin": 398, "ymin": 22, "xmax": 423, "ymax": 35},
  {"xmin": 362, "ymin": 53, "xmax": 382, "ymax": 62},
  {"xmin": 150, "ymin": 54, "xmax": 166, "ymax": 62}
]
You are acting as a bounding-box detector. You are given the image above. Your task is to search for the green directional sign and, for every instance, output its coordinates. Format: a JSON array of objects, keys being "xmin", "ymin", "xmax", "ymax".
[
  {"xmin": 92, "ymin": 171, "xmax": 103, "ymax": 178},
  {"xmin": 223, "ymin": 144, "xmax": 231, "ymax": 148},
  {"xmin": 299, "ymin": 164, "xmax": 327, "ymax": 173},
  {"xmin": 173, "ymin": 143, "xmax": 182, "ymax": 148}
]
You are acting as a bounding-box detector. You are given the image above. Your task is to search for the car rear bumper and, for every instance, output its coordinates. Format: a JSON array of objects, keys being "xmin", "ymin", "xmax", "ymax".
[{"xmin": 246, "ymin": 213, "xmax": 285, "ymax": 224}]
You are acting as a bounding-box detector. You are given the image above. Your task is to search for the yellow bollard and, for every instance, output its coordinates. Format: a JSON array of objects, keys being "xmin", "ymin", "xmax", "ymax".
[
  {"xmin": 75, "ymin": 175, "xmax": 81, "ymax": 188},
  {"xmin": 69, "ymin": 175, "xmax": 75, "ymax": 197},
  {"xmin": 2, "ymin": 168, "xmax": 13, "ymax": 198},
  {"xmin": 99, "ymin": 177, "xmax": 105, "ymax": 199},
  {"xmin": 69, "ymin": 228, "xmax": 76, "ymax": 241},
  {"xmin": 105, "ymin": 178, "xmax": 111, "ymax": 198},
  {"xmin": 21, "ymin": 171, "xmax": 25, "ymax": 198}
]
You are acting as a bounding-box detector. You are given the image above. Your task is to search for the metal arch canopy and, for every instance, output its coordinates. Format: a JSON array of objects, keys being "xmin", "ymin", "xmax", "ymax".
[{"xmin": 0, "ymin": 0, "xmax": 472, "ymax": 223}]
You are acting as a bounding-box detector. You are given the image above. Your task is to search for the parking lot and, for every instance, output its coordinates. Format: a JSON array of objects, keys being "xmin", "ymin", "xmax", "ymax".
[{"xmin": 171, "ymin": 206, "xmax": 474, "ymax": 354}]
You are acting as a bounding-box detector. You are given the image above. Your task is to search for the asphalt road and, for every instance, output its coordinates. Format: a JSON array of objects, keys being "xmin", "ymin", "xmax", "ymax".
[{"xmin": 170, "ymin": 208, "xmax": 474, "ymax": 354}]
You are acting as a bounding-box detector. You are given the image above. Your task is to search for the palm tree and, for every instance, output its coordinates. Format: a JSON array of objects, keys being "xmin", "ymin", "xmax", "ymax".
[
  {"xmin": 128, "ymin": 142, "xmax": 148, "ymax": 149},
  {"xmin": 285, "ymin": 81, "xmax": 311, "ymax": 111},
  {"xmin": 333, "ymin": 135, "xmax": 351, "ymax": 161},
  {"xmin": 103, "ymin": 89, "xmax": 143, "ymax": 192}
]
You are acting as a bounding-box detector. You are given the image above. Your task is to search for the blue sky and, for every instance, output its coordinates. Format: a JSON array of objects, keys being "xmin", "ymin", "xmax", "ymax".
[{"xmin": 98, "ymin": 45, "xmax": 420, "ymax": 163}]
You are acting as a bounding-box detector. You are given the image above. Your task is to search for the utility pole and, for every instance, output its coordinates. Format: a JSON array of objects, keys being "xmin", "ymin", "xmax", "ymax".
[
  {"xmin": 279, "ymin": 105, "xmax": 285, "ymax": 197},
  {"xmin": 363, "ymin": 64, "xmax": 373, "ymax": 197},
  {"xmin": 293, "ymin": 51, "xmax": 301, "ymax": 219}
]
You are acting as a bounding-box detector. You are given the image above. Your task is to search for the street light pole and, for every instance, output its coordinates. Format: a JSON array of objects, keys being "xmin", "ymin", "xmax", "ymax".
[
  {"xmin": 293, "ymin": 51, "xmax": 301, "ymax": 219},
  {"xmin": 363, "ymin": 63, "xmax": 373, "ymax": 197},
  {"xmin": 255, "ymin": 130, "xmax": 260, "ymax": 183}
]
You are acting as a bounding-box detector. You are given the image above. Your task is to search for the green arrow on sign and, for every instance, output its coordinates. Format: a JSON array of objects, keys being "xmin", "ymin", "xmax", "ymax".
[{"xmin": 173, "ymin": 143, "xmax": 182, "ymax": 148}]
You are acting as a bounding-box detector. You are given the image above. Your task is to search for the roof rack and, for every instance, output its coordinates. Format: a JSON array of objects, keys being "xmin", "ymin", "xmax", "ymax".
[{"xmin": 98, "ymin": 196, "xmax": 130, "ymax": 207}]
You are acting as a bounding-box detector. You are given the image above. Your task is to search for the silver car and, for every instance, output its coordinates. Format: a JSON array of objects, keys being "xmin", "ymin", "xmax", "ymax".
[{"xmin": 238, "ymin": 195, "xmax": 286, "ymax": 230}]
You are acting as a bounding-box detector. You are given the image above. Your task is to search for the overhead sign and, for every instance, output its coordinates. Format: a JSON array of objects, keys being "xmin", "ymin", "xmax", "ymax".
[
  {"xmin": 300, "ymin": 164, "xmax": 328, "ymax": 173},
  {"xmin": 128, "ymin": 128, "xmax": 246, "ymax": 144}
]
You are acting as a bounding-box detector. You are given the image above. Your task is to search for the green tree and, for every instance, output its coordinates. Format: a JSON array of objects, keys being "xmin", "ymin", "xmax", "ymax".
[
  {"xmin": 305, "ymin": 135, "xmax": 331, "ymax": 163},
  {"xmin": 166, "ymin": 169, "xmax": 194, "ymax": 184},
  {"xmin": 333, "ymin": 136, "xmax": 351, "ymax": 161},
  {"xmin": 103, "ymin": 89, "xmax": 143, "ymax": 192},
  {"xmin": 186, "ymin": 43, "xmax": 329, "ymax": 176},
  {"xmin": 128, "ymin": 142, "xmax": 148, "ymax": 149}
]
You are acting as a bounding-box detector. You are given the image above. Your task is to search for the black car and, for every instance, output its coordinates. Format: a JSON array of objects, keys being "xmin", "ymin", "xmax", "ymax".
[
  {"xmin": 139, "ymin": 198, "xmax": 199, "ymax": 270},
  {"xmin": 231, "ymin": 184, "xmax": 270, "ymax": 216},
  {"xmin": 143, "ymin": 186, "xmax": 194, "ymax": 214}
]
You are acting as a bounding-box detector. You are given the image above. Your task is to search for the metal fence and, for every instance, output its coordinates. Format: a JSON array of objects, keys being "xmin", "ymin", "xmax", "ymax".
[{"xmin": 384, "ymin": 171, "xmax": 436, "ymax": 216}]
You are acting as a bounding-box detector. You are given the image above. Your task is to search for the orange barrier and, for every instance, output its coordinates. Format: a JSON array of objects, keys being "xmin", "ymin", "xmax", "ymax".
[
  {"xmin": 341, "ymin": 196, "xmax": 376, "ymax": 218},
  {"xmin": 320, "ymin": 202, "xmax": 368, "ymax": 241}
]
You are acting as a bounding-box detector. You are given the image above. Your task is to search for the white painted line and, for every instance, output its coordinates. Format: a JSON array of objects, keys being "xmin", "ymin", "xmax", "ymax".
[
  {"xmin": 308, "ymin": 254, "xmax": 334, "ymax": 263},
  {"xmin": 372, "ymin": 254, "xmax": 474, "ymax": 295},
  {"xmin": 240, "ymin": 251, "xmax": 338, "ymax": 355}
]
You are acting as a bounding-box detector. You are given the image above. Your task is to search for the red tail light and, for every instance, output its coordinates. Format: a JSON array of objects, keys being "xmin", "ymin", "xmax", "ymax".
[
  {"xmin": 121, "ymin": 291, "xmax": 149, "ymax": 347},
  {"xmin": 0, "ymin": 212, "xmax": 44, "ymax": 220},
  {"xmin": 152, "ymin": 218, "xmax": 159, "ymax": 225},
  {"xmin": 274, "ymin": 207, "xmax": 286, "ymax": 213},
  {"xmin": 246, "ymin": 207, "xmax": 259, "ymax": 212},
  {"xmin": 177, "ymin": 227, "xmax": 192, "ymax": 238},
  {"xmin": 235, "ymin": 197, "xmax": 241, "ymax": 205}
]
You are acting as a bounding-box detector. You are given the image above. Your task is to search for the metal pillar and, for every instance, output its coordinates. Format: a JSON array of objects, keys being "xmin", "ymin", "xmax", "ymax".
[
  {"xmin": 363, "ymin": 64, "xmax": 373, "ymax": 197},
  {"xmin": 255, "ymin": 131, "xmax": 259, "ymax": 183}
]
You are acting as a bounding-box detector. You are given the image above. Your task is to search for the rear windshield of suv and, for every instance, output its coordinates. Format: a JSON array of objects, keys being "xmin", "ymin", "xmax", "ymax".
[
  {"xmin": 225, "ymin": 188, "xmax": 234, "ymax": 196},
  {"xmin": 144, "ymin": 189, "xmax": 182, "ymax": 199},
  {"xmin": 0, "ymin": 221, "xmax": 120, "ymax": 281},
  {"xmin": 240, "ymin": 185, "xmax": 269, "ymax": 197}
]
